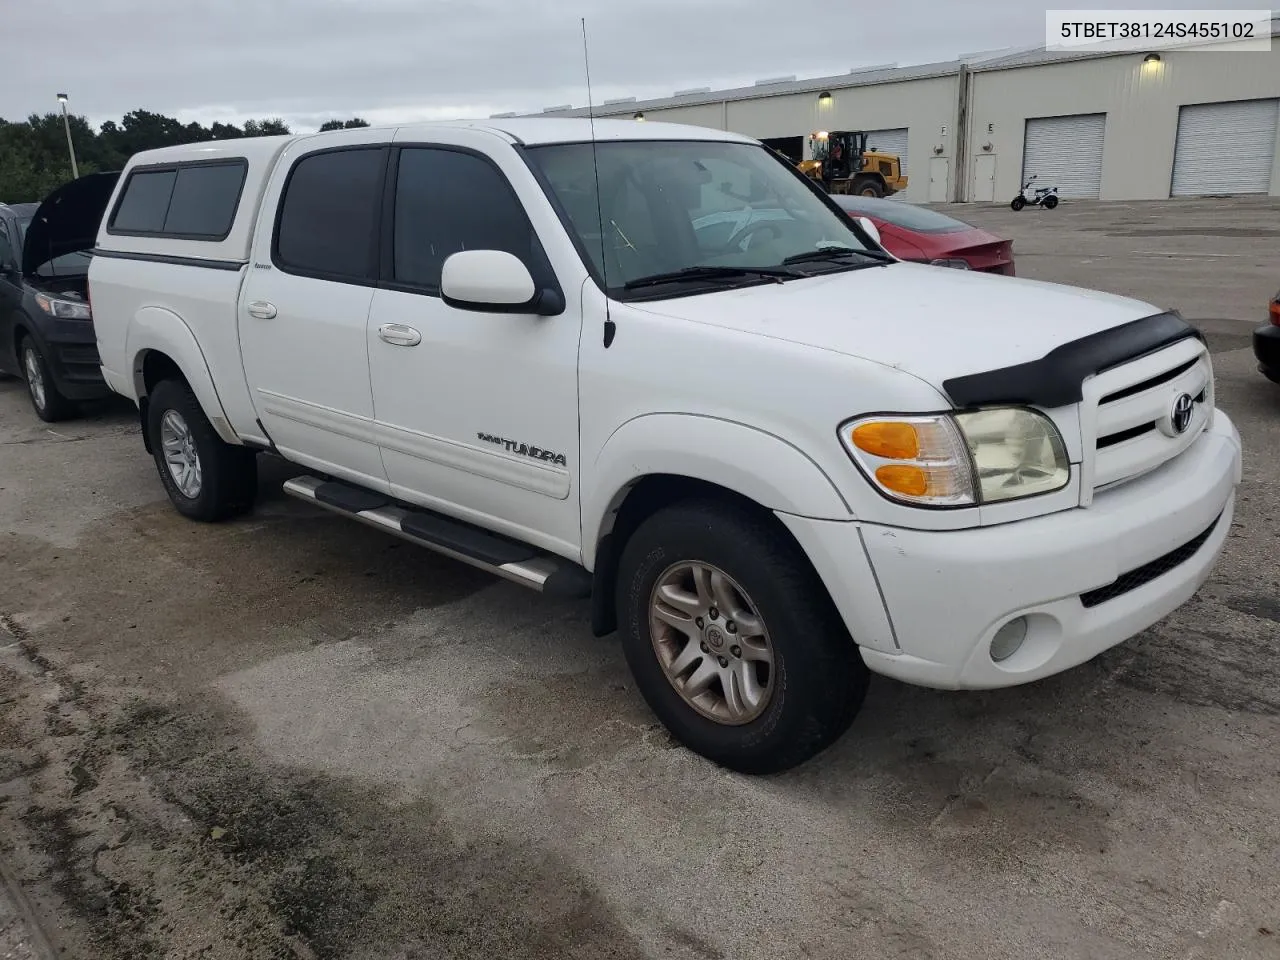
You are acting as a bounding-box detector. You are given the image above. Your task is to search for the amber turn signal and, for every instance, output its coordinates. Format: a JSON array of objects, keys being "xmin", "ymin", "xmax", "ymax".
[{"xmin": 851, "ymin": 421, "xmax": 919, "ymax": 460}]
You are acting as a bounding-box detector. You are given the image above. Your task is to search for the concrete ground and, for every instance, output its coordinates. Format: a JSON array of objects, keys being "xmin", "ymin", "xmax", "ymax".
[{"xmin": 1, "ymin": 196, "xmax": 1278, "ymax": 960}]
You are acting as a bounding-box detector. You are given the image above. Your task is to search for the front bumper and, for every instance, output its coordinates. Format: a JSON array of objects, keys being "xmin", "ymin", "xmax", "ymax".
[
  {"xmin": 29, "ymin": 319, "xmax": 110, "ymax": 401},
  {"xmin": 1254, "ymin": 320, "xmax": 1280, "ymax": 383},
  {"xmin": 781, "ymin": 409, "xmax": 1242, "ymax": 690}
]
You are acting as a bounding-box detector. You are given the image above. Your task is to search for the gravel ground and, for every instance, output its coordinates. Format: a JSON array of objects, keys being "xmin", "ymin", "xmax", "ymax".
[{"xmin": 1, "ymin": 196, "xmax": 1278, "ymax": 960}]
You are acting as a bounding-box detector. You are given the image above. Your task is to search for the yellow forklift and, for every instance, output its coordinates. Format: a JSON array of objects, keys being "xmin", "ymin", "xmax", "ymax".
[{"xmin": 797, "ymin": 130, "xmax": 908, "ymax": 197}]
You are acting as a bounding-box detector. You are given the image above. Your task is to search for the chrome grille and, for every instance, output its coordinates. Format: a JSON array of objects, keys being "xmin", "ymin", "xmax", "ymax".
[{"xmin": 1080, "ymin": 337, "xmax": 1212, "ymax": 500}]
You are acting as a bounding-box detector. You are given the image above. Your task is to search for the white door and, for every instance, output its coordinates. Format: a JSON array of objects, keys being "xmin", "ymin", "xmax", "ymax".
[
  {"xmin": 239, "ymin": 134, "xmax": 392, "ymax": 491},
  {"xmin": 864, "ymin": 128, "xmax": 909, "ymax": 175},
  {"xmin": 1021, "ymin": 114, "xmax": 1106, "ymax": 199},
  {"xmin": 928, "ymin": 156, "xmax": 950, "ymax": 203},
  {"xmin": 365, "ymin": 133, "xmax": 582, "ymax": 558},
  {"xmin": 972, "ymin": 153, "xmax": 997, "ymax": 202},
  {"xmin": 1171, "ymin": 99, "xmax": 1279, "ymax": 196}
]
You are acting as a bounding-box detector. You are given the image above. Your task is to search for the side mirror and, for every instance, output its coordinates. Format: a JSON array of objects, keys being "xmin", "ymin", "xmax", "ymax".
[
  {"xmin": 440, "ymin": 250, "xmax": 562, "ymax": 316},
  {"xmin": 856, "ymin": 216, "xmax": 882, "ymax": 247}
]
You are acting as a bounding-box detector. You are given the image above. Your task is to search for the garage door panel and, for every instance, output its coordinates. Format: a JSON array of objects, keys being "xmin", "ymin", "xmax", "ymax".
[
  {"xmin": 865, "ymin": 127, "xmax": 909, "ymax": 175},
  {"xmin": 1022, "ymin": 114, "xmax": 1106, "ymax": 200},
  {"xmin": 1171, "ymin": 99, "xmax": 1279, "ymax": 197}
]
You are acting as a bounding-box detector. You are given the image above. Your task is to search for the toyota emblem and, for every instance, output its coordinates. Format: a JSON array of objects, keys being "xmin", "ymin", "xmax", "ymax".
[{"xmin": 1170, "ymin": 393, "xmax": 1195, "ymax": 435}]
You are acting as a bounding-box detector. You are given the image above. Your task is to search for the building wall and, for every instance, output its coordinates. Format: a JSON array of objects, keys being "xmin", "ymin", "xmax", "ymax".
[
  {"xmin": 966, "ymin": 47, "xmax": 1280, "ymax": 201},
  {"xmin": 627, "ymin": 75, "xmax": 961, "ymax": 202}
]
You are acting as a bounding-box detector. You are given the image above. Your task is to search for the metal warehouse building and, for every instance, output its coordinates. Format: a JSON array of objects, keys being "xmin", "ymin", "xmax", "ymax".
[{"xmin": 519, "ymin": 18, "xmax": 1280, "ymax": 204}]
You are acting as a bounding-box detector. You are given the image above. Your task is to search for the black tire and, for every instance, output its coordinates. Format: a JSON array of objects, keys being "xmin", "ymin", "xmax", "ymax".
[
  {"xmin": 616, "ymin": 499, "xmax": 868, "ymax": 774},
  {"xmin": 1010, "ymin": 196, "xmax": 1026, "ymax": 211},
  {"xmin": 20, "ymin": 337, "xmax": 75, "ymax": 422},
  {"xmin": 146, "ymin": 378, "xmax": 258, "ymax": 522},
  {"xmin": 852, "ymin": 176, "xmax": 884, "ymax": 198},
  {"xmin": 1043, "ymin": 195, "xmax": 1059, "ymax": 210}
]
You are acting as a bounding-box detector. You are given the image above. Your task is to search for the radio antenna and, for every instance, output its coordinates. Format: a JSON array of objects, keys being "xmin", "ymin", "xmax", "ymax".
[{"xmin": 581, "ymin": 17, "xmax": 615, "ymax": 348}]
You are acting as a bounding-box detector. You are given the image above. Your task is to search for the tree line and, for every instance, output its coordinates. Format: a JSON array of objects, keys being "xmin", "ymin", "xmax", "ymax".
[{"xmin": 0, "ymin": 110, "xmax": 370, "ymax": 203}]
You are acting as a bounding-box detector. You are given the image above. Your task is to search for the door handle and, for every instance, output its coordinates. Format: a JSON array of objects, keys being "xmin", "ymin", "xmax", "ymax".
[
  {"xmin": 247, "ymin": 301, "xmax": 277, "ymax": 319},
  {"xmin": 378, "ymin": 323, "xmax": 422, "ymax": 347}
]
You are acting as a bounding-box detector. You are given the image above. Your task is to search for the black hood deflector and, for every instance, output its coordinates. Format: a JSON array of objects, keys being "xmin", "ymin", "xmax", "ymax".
[
  {"xmin": 21, "ymin": 171, "xmax": 121, "ymax": 276},
  {"xmin": 942, "ymin": 311, "xmax": 1203, "ymax": 409}
]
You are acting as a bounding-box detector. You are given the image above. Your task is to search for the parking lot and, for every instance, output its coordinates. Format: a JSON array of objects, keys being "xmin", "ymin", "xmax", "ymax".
[{"xmin": 1, "ymin": 196, "xmax": 1278, "ymax": 959}]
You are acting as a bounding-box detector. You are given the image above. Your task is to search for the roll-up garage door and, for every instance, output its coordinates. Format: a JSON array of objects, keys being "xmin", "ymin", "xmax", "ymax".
[
  {"xmin": 864, "ymin": 128, "xmax": 909, "ymax": 175},
  {"xmin": 1171, "ymin": 99, "xmax": 1279, "ymax": 196},
  {"xmin": 1021, "ymin": 114, "xmax": 1106, "ymax": 199}
]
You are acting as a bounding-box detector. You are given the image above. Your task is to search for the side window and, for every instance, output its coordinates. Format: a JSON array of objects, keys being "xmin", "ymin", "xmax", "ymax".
[
  {"xmin": 164, "ymin": 164, "xmax": 246, "ymax": 237},
  {"xmin": 275, "ymin": 148, "xmax": 384, "ymax": 281},
  {"xmin": 392, "ymin": 147, "xmax": 539, "ymax": 291},
  {"xmin": 108, "ymin": 162, "xmax": 247, "ymax": 239},
  {"xmin": 111, "ymin": 170, "xmax": 177, "ymax": 233},
  {"xmin": 0, "ymin": 219, "xmax": 14, "ymax": 270}
]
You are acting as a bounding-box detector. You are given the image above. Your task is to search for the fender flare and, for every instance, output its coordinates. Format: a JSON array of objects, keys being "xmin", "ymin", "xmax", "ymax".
[
  {"xmin": 127, "ymin": 306, "xmax": 239, "ymax": 445},
  {"xmin": 582, "ymin": 413, "xmax": 852, "ymax": 569}
]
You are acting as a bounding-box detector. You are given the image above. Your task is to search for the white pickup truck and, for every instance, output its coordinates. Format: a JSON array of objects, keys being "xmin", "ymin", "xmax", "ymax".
[{"xmin": 88, "ymin": 119, "xmax": 1241, "ymax": 773}]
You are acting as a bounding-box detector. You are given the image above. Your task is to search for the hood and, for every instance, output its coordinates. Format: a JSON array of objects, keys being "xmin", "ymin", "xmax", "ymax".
[
  {"xmin": 22, "ymin": 171, "xmax": 121, "ymax": 276},
  {"xmin": 630, "ymin": 262, "xmax": 1161, "ymax": 393}
]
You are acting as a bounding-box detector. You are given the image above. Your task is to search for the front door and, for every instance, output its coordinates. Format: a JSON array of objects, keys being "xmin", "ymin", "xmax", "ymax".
[
  {"xmin": 0, "ymin": 216, "xmax": 23, "ymax": 374},
  {"xmin": 972, "ymin": 153, "xmax": 997, "ymax": 202},
  {"xmin": 238, "ymin": 134, "xmax": 391, "ymax": 491},
  {"xmin": 365, "ymin": 132, "xmax": 583, "ymax": 559}
]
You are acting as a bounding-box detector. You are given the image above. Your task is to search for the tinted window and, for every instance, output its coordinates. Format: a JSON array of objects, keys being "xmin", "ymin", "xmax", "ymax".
[
  {"xmin": 110, "ymin": 162, "xmax": 247, "ymax": 238},
  {"xmin": 833, "ymin": 196, "xmax": 968, "ymax": 234},
  {"xmin": 111, "ymin": 170, "xmax": 177, "ymax": 233},
  {"xmin": 276, "ymin": 148, "xmax": 383, "ymax": 280},
  {"xmin": 163, "ymin": 164, "xmax": 246, "ymax": 237},
  {"xmin": 392, "ymin": 148, "xmax": 538, "ymax": 290}
]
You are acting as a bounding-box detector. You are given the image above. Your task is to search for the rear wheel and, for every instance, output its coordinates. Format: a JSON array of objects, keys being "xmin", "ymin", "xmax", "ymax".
[
  {"xmin": 616, "ymin": 499, "xmax": 868, "ymax": 774},
  {"xmin": 1010, "ymin": 196, "xmax": 1027, "ymax": 211},
  {"xmin": 1043, "ymin": 195, "xmax": 1059, "ymax": 210},
  {"xmin": 21, "ymin": 338, "xmax": 74, "ymax": 422},
  {"xmin": 146, "ymin": 378, "xmax": 258, "ymax": 521}
]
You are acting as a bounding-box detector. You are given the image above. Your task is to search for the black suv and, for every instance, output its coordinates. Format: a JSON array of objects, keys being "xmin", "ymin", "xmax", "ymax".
[{"xmin": 0, "ymin": 172, "xmax": 119, "ymax": 421}]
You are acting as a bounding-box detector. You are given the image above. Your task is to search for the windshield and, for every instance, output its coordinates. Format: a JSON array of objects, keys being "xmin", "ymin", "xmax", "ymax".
[
  {"xmin": 833, "ymin": 196, "xmax": 970, "ymax": 234},
  {"xmin": 525, "ymin": 140, "xmax": 880, "ymax": 299},
  {"xmin": 17, "ymin": 216, "xmax": 32, "ymax": 241}
]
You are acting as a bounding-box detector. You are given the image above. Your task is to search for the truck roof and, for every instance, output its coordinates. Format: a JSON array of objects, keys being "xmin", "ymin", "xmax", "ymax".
[{"xmin": 119, "ymin": 118, "xmax": 755, "ymax": 168}]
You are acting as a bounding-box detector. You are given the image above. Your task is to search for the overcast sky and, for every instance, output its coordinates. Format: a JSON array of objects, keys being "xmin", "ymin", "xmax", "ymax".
[{"xmin": 4, "ymin": 0, "xmax": 1266, "ymax": 131}]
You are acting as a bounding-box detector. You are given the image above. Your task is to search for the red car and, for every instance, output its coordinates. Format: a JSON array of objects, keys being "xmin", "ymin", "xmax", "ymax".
[{"xmin": 833, "ymin": 195, "xmax": 1015, "ymax": 276}]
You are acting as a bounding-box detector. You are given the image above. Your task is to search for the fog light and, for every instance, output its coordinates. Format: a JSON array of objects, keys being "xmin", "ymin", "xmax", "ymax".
[{"xmin": 989, "ymin": 617, "xmax": 1028, "ymax": 663}]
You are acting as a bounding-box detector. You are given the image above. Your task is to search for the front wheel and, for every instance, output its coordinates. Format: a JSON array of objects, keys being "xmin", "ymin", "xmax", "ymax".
[
  {"xmin": 853, "ymin": 176, "xmax": 885, "ymax": 198},
  {"xmin": 146, "ymin": 378, "xmax": 258, "ymax": 522},
  {"xmin": 1010, "ymin": 196, "xmax": 1027, "ymax": 211},
  {"xmin": 1043, "ymin": 195, "xmax": 1059, "ymax": 210},
  {"xmin": 616, "ymin": 500, "xmax": 868, "ymax": 774},
  {"xmin": 21, "ymin": 338, "xmax": 74, "ymax": 422}
]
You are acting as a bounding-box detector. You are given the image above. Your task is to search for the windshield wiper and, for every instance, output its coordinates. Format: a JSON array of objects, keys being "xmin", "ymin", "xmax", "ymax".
[
  {"xmin": 782, "ymin": 247, "xmax": 895, "ymax": 267},
  {"xmin": 623, "ymin": 264, "xmax": 804, "ymax": 291}
]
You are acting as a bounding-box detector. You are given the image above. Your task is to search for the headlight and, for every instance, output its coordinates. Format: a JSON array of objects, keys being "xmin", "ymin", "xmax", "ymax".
[
  {"xmin": 35, "ymin": 293, "xmax": 92, "ymax": 320},
  {"xmin": 840, "ymin": 408, "xmax": 1069, "ymax": 507},
  {"xmin": 929, "ymin": 258, "xmax": 970, "ymax": 270}
]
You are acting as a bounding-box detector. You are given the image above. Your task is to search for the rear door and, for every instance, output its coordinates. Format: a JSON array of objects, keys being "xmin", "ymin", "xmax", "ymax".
[{"xmin": 238, "ymin": 133, "xmax": 391, "ymax": 491}]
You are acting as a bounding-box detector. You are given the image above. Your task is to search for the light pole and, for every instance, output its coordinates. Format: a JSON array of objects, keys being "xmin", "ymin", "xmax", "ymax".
[{"xmin": 56, "ymin": 93, "xmax": 79, "ymax": 179}]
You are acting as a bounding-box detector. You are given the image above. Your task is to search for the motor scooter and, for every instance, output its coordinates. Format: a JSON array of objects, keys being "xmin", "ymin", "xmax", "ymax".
[{"xmin": 1011, "ymin": 175, "xmax": 1059, "ymax": 211}]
